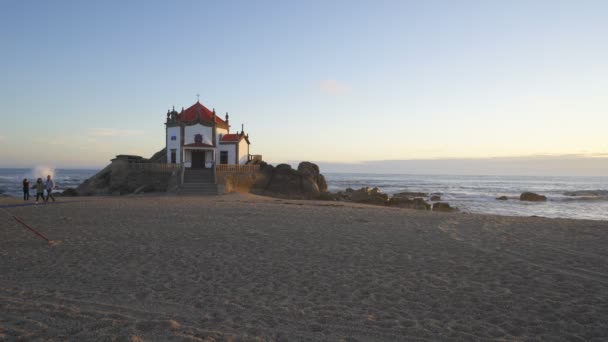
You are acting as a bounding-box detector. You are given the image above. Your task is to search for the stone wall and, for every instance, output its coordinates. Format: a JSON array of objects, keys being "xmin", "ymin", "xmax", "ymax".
[{"xmin": 216, "ymin": 171, "xmax": 268, "ymax": 194}]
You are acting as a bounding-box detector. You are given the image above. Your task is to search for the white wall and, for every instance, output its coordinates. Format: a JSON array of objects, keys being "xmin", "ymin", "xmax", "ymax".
[
  {"xmin": 218, "ymin": 144, "xmax": 236, "ymax": 164},
  {"xmin": 184, "ymin": 124, "xmax": 213, "ymax": 145},
  {"xmin": 238, "ymin": 139, "xmax": 249, "ymax": 165},
  {"xmin": 166, "ymin": 126, "xmax": 181, "ymax": 163}
]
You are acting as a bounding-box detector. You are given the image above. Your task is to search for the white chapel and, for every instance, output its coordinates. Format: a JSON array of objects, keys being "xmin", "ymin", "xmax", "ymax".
[{"xmin": 165, "ymin": 101, "xmax": 252, "ymax": 168}]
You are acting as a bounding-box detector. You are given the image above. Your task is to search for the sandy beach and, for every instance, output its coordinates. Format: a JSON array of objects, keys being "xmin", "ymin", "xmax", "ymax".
[{"xmin": 1, "ymin": 193, "xmax": 607, "ymax": 341}]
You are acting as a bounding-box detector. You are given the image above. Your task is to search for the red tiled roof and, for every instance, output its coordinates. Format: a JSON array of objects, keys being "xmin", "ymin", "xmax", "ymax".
[
  {"xmin": 178, "ymin": 101, "xmax": 228, "ymax": 127},
  {"xmin": 183, "ymin": 142, "xmax": 214, "ymax": 148},
  {"xmin": 221, "ymin": 134, "xmax": 241, "ymax": 142}
]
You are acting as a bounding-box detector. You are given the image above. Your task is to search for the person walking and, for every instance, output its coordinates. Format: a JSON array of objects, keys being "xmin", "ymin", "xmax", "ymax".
[
  {"xmin": 45, "ymin": 175, "xmax": 56, "ymax": 202},
  {"xmin": 34, "ymin": 178, "xmax": 44, "ymax": 204},
  {"xmin": 22, "ymin": 178, "xmax": 30, "ymax": 201}
]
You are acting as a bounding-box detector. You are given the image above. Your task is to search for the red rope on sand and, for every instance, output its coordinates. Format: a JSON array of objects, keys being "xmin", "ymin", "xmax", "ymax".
[{"xmin": 12, "ymin": 216, "xmax": 52, "ymax": 243}]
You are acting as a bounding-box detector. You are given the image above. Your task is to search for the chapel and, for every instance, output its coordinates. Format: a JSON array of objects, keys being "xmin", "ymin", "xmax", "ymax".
[{"xmin": 165, "ymin": 101, "xmax": 251, "ymax": 168}]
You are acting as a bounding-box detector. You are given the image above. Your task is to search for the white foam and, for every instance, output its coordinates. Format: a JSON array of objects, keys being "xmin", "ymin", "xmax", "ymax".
[{"xmin": 25, "ymin": 166, "xmax": 55, "ymax": 181}]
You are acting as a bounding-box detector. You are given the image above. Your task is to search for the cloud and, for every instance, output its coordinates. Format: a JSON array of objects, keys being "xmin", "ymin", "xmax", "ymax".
[
  {"xmin": 319, "ymin": 79, "xmax": 350, "ymax": 95},
  {"xmin": 89, "ymin": 128, "xmax": 145, "ymax": 137}
]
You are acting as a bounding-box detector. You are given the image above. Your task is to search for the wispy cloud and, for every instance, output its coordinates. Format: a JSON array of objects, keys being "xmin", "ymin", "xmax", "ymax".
[
  {"xmin": 319, "ymin": 79, "xmax": 350, "ymax": 95},
  {"xmin": 89, "ymin": 128, "xmax": 145, "ymax": 137}
]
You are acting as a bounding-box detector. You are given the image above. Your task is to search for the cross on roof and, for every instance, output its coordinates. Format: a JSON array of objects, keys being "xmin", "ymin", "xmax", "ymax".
[{"xmin": 196, "ymin": 93, "xmax": 200, "ymax": 102}]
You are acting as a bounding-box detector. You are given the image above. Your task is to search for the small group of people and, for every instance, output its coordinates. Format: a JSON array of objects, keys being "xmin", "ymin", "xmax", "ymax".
[{"xmin": 22, "ymin": 175, "xmax": 56, "ymax": 204}]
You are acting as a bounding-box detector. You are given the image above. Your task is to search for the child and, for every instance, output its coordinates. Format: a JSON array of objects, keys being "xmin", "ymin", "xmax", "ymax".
[
  {"xmin": 34, "ymin": 178, "xmax": 44, "ymax": 204},
  {"xmin": 22, "ymin": 178, "xmax": 30, "ymax": 201}
]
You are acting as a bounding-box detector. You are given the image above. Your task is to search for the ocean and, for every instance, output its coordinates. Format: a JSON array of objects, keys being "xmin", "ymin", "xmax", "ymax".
[
  {"xmin": 1, "ymin": 168, "xmax": 607, "ymax": 221},
  {"xmin": 0, "ymin": 167, "xmax": 98, "ymax": 199}
]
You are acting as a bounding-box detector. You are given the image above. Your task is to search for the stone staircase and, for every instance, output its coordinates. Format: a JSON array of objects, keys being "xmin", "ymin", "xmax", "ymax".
[{"xmin": 178, "ymin": 168, "xmax": 218, "ymax": 195}]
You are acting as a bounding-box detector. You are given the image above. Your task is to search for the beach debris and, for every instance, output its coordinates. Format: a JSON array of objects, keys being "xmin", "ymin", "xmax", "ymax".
[
  {"xmin": 520, "ymin": 192, "xmax": 547, "ymax": 202},
  {"xmin": 432, "ymin": 202, "xmax": 459, "ymax": 212},
  {"xmin": 12, "ymin": 216, "xmax": 62, "ymax": 247},
  {"xmin": 496, "ymin": 196, "xmax": 508, "ymax": 200}
]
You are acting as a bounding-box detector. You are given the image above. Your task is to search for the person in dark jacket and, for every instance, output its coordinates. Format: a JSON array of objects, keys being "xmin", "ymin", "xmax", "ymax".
[{"xmin": 22, "ymin": 178, "xmax": 30, "ymax": 201}]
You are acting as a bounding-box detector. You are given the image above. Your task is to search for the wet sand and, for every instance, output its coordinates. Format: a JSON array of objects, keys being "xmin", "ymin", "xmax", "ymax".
[{"xmin": 1, "ymin": 193, "xmax": 607, "ymax": 341}]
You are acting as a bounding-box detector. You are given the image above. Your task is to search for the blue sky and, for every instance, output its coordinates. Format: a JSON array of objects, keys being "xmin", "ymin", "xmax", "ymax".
[{"xmin": 1, "ymin": 1, "xmax": 607, "ymax": 175}]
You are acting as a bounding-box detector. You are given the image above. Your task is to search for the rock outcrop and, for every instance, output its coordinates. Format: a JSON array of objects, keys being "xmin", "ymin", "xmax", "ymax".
[
  {"xmin": 254, "ymin": 162, "xmax": 329, "ymax": 199},
  {"xmin": 76, "ymin": 150, "xmax": 177, "ymax": 196},
  {"xmin": 520, "ymin": 192, "xmax": 547, "ymax": 202},
  {"xmin": 389, "ymin": 197, "xmax": 431, "ymax": 210},
  {"xmin": 349, "ymin": 187, "xmax": 390, "ymax": 205},
  {"xmin": 393, "ymin": 191, "xmax": 428, "ymax": 199},
  {"xmin": 496, "ymin": 196, "xmax": 508, "ymax": 201},
  {"xmin": 432, "ymin": 202, "xmax": 458, "ymax": 212}
]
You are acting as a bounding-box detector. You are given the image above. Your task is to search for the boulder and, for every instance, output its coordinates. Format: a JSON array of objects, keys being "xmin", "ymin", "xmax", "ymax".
[
  {"xmin": 430, "ymin": 195, "xmax": 441, "ymax": 201},
  {"xmin": 520, "ymin": 192, "xmax": 547, "ymax": 202},
  {"xmin": 389, "ymin": 197, "xmax": 431, "ymax": 210},
  {"xmin": 297, "ymin": 161, "xmax": 328, "ymax": 192},
  {"xmin": 257, "ymin": 162, "xmax": 329, "ymax": 199},
  {"xmin": 496, "ymin": 196, "xmax": 508, "ymax": 201},
  {"xmin": 432, "ymin": 202, "xmax": 459, "ymax": 212}
]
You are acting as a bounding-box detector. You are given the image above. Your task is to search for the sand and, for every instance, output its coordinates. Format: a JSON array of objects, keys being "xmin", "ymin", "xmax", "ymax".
[{"xmin": 1, "ymin": 193, "xmax": 607, "ymax": 341}]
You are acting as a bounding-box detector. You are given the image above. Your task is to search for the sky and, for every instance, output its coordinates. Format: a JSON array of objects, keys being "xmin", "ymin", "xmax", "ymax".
[{"xmin": 0, "ymin": 0, "xmax": 607, "ymax": 175}]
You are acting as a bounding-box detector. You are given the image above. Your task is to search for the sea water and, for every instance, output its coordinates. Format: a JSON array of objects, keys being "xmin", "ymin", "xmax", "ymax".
[
  {"xmin": 0, "ymin": 168, "xmax": 98, "ymax": 198},
  {"xmin": 325, "ymin": 173, "xmax": 608, "ymax": 221},
  {"xmin": 1, "ymin": 168, "xmax": 607, "ymax": 220}
]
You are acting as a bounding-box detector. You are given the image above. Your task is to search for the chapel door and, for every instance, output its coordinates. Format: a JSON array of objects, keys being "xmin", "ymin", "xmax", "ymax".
[{"xmin": 192, "ymin": 151, "xmax": 206, "ymax": 168}]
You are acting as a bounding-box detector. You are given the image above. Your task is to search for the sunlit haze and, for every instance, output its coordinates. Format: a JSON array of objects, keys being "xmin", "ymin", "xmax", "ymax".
[{"xmin": 1, "ymin": 1, "xmax": 607, "ymax": 175}]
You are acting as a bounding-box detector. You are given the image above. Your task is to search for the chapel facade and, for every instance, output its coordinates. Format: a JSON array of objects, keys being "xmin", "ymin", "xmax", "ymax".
[{"xmin": 165, "ymin": 101, "xmax": 251, "ymax": 168}]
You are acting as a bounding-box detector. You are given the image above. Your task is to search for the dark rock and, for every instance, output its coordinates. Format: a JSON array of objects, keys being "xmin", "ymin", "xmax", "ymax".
[
  {"xmin": 350, "ymin": 187, "xmax": 389, "ymax": 205},
  {"xmin": 563, "ymin": 190, "xmax": 608, "ymax": 197},
  {"xmin": 148, "ymin": 148, "xmax": 167, "ymax": 163},
  {"xmin": 275, "ymin": 164, "xmax": 293, "ymax": 173},
  {"xmin": 61, "ymin": 188, "xmax": 78, "ymax": 196},
  {"xmin": 496, "ymin": 196, "xmax": 508, "ymax": 201},
  {"xmin": 389, "ymin": 197, "xmax": 431, "ymax": 210},
  {"xmin": 258, "ymin": 161, "xmax": 329, "ymax": 199},
  {"xmin": 297, "ymin": 161, "xmax": 328, "ymax": 192},
  {"xmin": 430, "ymin": 195, "xmax": 441, "ymax": 201},
  {"xmin": 394, "ymin": 191, "xmax": 428, "ymax": 199},
  {"xmin": 520, "ymin": 192, "xmax": 547, "ymax": 202},
  {"xmin": 432, "ymin": 202, "xmax": 459, "ymax": 212}
]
